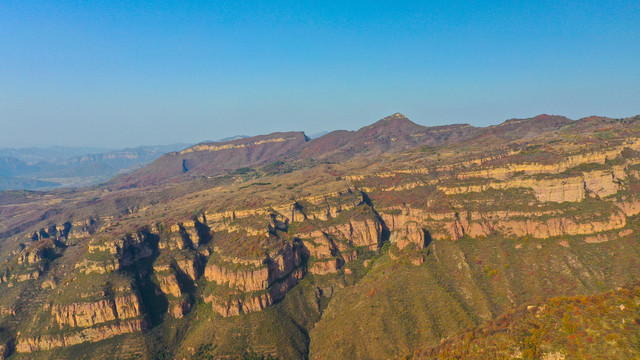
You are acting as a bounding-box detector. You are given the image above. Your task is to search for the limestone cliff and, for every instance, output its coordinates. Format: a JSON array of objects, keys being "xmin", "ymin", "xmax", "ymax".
[{"xmin": 16, "ymin": 319, "xmax": 145, "ymax": 353}]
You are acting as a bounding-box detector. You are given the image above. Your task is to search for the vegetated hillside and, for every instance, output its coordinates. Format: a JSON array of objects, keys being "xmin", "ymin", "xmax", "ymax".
[
  {"xmin": 117, "ymin": 113, "xmax": 477, "ymax": 187},
  {"xmin": 0, "ymin": 113, "xmax": 640, "ymax": 359},
  {"xmin": 480, "ymin": 114, "xmax": 573, "ymax": 140},
  {"xmin": 113, "ymin": 132, "xmax": 310, "ymax": 187},
  {"xmin": 412, "ymin": 282, "xmax": 640, "ymax": 360},
  {"xmin": 300, "ymin": 113, "xmax": 477, "ymax": 160}
]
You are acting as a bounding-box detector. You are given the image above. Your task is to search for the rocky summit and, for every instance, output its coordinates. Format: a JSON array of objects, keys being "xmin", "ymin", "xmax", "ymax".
[{"xmin": 1, "ymin": 113, "xmax": 640, "ymax": 359}]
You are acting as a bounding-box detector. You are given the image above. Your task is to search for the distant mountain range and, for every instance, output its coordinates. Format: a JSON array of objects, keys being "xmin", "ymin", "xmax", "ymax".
[
  {"xmin": 0, "ymin": 132, "xmax": 331, "ymax": 191},
  {"xmin": 113, "ymin": 113, "xmax": 567, "ymax": 188},
  {"xmin": 0, "ymin": 146, "xmax": 114, "ymax": 164},
  {"xmin": 0, "ymin": 144, "xmax": 190, "ymax": 190}
]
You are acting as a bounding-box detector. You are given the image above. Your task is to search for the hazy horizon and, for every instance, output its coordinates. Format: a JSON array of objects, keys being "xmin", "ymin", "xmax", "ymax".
[{"xmin": 2, "ymin": 1, "xmax": 639, "ymax": 148}]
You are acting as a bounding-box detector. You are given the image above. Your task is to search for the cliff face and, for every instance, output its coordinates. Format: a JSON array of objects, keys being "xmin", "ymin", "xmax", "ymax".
[
  {"xmin": 389, "ymin": 222, "xmax": 428, "ymax": 250},
  {"xmin": 380, "ymin": 203, "xmax": 627, "ymax": 243},
  {"xmin": 440, "ymin": 166, "xmax": 624, "ymax": 203},
  {"xmin": 323, "ymin": 219, "xmax": 382, "ymax": 250},
  {"xmin": 15, "ymin": 319, "xmax": 145, "ymax": 353},
  {"xmin": 51, "ymin": 294, "xmax": 141, "ymax": 328},
  {"xmin": 12, "ymin": 278, "xmax": 146, "ymax": 354},
  {"xmin": 202, "ymin": 240, "xmax": 308, "ymax": 316},
  {"xmin": 204, "ymin": 263, "xmax": 269, "ymax": 293}
]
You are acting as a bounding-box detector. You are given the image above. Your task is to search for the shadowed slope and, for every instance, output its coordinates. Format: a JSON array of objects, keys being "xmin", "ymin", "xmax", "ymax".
[{"xmin": 113, "ymin": 131, "xmax": 309, "ymax": 187}]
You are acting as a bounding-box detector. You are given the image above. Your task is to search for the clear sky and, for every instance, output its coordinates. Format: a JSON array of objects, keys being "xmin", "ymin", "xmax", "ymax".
[{"xmin": 1, "ymin": 1, "xmax": 639, "ymax": 148}]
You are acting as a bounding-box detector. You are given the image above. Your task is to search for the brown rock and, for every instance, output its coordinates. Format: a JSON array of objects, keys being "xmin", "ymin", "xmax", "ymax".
[
  {"xmin": 204, "ymin": 264, "xmax": 269, "ymax": 292},
  {"xmin": 16, "ymin": 319, "xmax": 145, "ymax": 353},
  {"xmin": 157, "ymin": 272, "xmax": 183, "ymax": 298},
  {"xmin": 51, "ymin": 294, "xmax": 141, "ymax": 328},
  {"xmin": 310, "ymin": 258, "xmax": 342, "ymax": 275}
]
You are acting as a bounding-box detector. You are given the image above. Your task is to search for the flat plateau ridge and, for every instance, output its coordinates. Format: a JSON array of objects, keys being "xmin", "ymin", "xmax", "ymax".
[{"xmin": 1, "ymin": 113, "xmax": 640, "ymax": 359}]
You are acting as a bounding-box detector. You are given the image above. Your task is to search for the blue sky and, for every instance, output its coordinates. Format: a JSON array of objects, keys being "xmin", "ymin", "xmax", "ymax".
[{"xmin": 1, "ymin": 1, "xmax": 639, "ymax": 147}]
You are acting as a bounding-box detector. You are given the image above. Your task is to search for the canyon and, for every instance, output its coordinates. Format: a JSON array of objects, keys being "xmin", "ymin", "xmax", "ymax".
[{"xmin": 1, "ymin": 113, "xmax": 640, "ymax": 359}]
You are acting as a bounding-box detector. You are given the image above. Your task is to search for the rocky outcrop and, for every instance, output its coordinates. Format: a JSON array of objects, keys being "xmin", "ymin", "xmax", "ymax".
[
  {"xmin": 299, "ymin": 230, "xmax": 337, "ymax": 259},
  {"xmin": 175, "ymin": 256, "xmax": 201, "ymax": 281},
  {"xmin": 205, "ymin": 268, "xmax": 305, "ymax": 317},
  {"xmin": 204, "ymin": 264, "xmax": 269, "ymax": 293},
  {"xmin": 0, "ymin": 306, "xmax": 15, "ymax": 316},
  {"xmin": 68, "ymin": 218, "xmax": 107, "ymax": 239},
  {"xmin": 323, "ymin": 219, "xmax": 382, "ymax": 250},
  {"xmin": 454, "ymin": 141, "xmax": 639, "ymax": 179},
  {"xmin": 16, "ymin": 270, "xmax": 41, "ymax": 282},
  {"xmin": 75, "ymin": 259, "xmax": 119, "ymax": 274},
  {"xmin": 204, "ymin": 240, "xmax": 306, "ymax": 293},
  {"xmin": 203, "ymin": 189, "xmax": 362, "ymax": 226},
  {"xmin": 159, "ymin": 231, "xmax": 190, "ymax": 251},
  {"xmin": 15, "ymin": 239, "xmax": 56, "ymax": 266},
  {"xmin": 440, "ymin": 168, "xmax": 624, "ymax": 203},
  {"xmin": 170, "ymin": 297, "xmax": 192, "ymax": 318},
  {"xmin": 18, "ymin": 249, "xmax": 44, "ymax": 265},
  {"xmin": 482, "ymin": 212, "xmax": 625, "ymax": 239},
  {"xmin": 203, "ymin": 241, "xmax": 307, "ymax": 316},
  {"xmin": 583, "ymin": 168, "xmax": 624, "ymax": 197},
  {"xmin": 16, "ymin": 319, "xmax": 145, "ymax": 353},
  {"xmin": 179, "ymin": 136, "xmax": 298, "ymax": 154},
  {"xmin": 85, "ymin": 230, "xmax": 155, "ymax": 271},
  {"xmin": 169, "ymin": 222, "xmax": 199, "ymax": 248},
  {"xmin": 267, "ymin": 241, "xmax": 306, "ymax": 280},
  {"xmin": 309, "ymin": 258, "xmax": 343, "ymax": 275},
  {"xmin": 154, "ymin": 259, "xmax": 198, "ymax": 318},
  {"xmin": 389, "ymin": 222, "xmax": 428, "ymax": 250},
  {"xmin": 531, "ymin": 177, "xmax": 586, "ymax": 203},
  {"xmin": 51, "ymin": 294, "xmax": 142, "ymax": 328},
  {"xmin": 382, "ymin": 205, "xmax": 627, "ymax": 241},
  {"xmin": 156, "ymin": 272, "xmax": 183, "ymax": 298},
  {"xmin": 207, "ymin": 292, "xmax": 274, "ymax": 317},
  {"xmin": 615, "ymin": 198, "xmax": 640, "ymax": 216},
  {"xmin": 88, "ymin": 232, "xmax": 148, "ymax": 256}
]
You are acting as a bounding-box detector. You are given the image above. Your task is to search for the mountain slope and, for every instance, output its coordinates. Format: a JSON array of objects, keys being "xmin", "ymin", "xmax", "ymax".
[
  {"xmin": 301, "ymin": 113, "xmax": 477, "ymax": 160},
  {"xmin": 413, "ymin": 282, "xmax": 640, "ymax": 359},
  {"xmin": 1, "ymin": 113, "xmax": 640, "ymax": 359},
  {"xmin": 113, "ymin": 131, "xmax": 309, "ymax": 187}
]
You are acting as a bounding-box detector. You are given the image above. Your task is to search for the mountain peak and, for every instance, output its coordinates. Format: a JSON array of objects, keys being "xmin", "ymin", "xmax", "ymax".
[
  {"xmin": 368, "ymin": 113, "xmax": 416, "ymax": 128},
  {"xmin": 381, "ymin": 113, "xmax": 409, "ymax": 121}
]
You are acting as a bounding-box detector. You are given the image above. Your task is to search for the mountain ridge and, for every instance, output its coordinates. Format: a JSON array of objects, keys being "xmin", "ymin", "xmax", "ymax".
[{"xmin": 1, "ymin": 112, "xmax": 640, "ymax": 359}]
